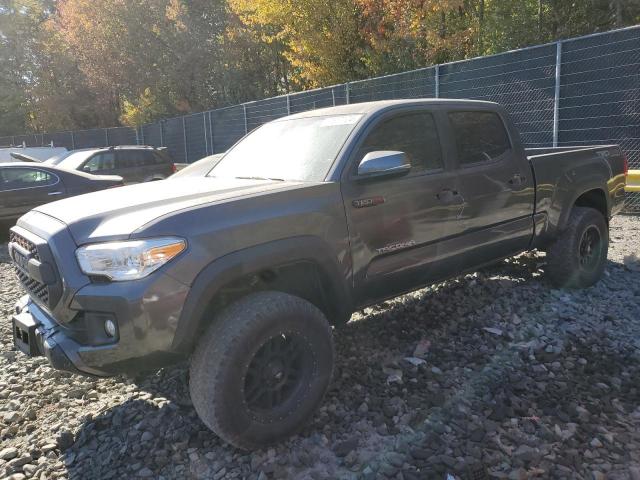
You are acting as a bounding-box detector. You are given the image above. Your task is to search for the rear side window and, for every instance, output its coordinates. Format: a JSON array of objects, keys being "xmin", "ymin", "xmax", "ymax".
[
  {"xmin": 448, "ymin": 111, "xmax": 511, "ymax": 165},
  {"xmin": 0, "ymin": 168, "xmax": 57, "ymax": 190},
  {"xmin": 357, "ymin": 112, "xmax": 443, "ymax": 172},
  {"xmin": 153, "ymin": 152, "xmax": 169, "ymax": 164}
]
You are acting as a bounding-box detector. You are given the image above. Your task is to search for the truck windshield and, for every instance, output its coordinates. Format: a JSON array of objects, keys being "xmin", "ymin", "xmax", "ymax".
[{"xmin": 208, "ymin": 114, "xmax": 363, "ymax": 182}]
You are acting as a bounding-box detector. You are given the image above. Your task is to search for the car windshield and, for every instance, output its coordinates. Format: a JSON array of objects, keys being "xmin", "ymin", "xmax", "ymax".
[
  {"xmin": 208, "ymin": 114, "xmax": 363, "ymax": 182},
  {"xmin": 55, "ymin": 150, "xmax": 98, "ymax": 170}
]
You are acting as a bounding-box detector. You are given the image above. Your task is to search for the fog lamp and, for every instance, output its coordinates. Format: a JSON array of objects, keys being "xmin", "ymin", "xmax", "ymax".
[{"xmin": 104, "ymin": 319, "xmax": 117, "ymax": 337}]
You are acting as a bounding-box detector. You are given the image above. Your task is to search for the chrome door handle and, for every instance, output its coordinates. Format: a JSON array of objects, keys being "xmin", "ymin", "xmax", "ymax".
[
  {"xmin": 436, "ymin": 188, "xmax": 461, "ymax": 204},
  {"xmin": 48, "ymin": 191, "xmax": 63, "ymax": 196}
]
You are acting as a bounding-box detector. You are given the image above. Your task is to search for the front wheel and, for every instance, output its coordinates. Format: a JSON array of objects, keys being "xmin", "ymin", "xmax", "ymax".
[
  {"xmin": 545, "ymin": 206, "xmax": 608, "ymax": 288},
  {"xmin": 189, "ymin": 291, "xmax": 334, "ymax": 450}
]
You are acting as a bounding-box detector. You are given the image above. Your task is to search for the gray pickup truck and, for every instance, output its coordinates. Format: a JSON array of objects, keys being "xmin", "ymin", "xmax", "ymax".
[{"xmin": 8, "ymin": 99, "xmax": 627, "ymax": 449}]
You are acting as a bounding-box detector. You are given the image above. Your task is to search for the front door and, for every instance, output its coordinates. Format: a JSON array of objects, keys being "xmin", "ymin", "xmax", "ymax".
[
  {"xmin": 341, "ymin": 109, "xmax": 462, "ymax": 306},
  {"xmin": 81, "ymin": 152, "xmax": 118, "ymax": 178}
]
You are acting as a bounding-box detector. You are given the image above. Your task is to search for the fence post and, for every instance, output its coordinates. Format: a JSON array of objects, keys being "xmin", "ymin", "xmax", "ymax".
[
  {"xmin": 286, "ymin": 94, "xmax": 291, "ymax": 115},
  {"xmin": 104, "ymin": 129, "xmax": 109, "ymax": 146},
  {"xmin": 553, "ymin": 41, "xmax": 562, "ymax": 148},
  {"xmin": 70, "ymin": 131, "xmax": 75, "ymax": 150},
  {"xmin": 208, "ymin": 112, "xmax": 214, "ymax": 154},
  {"xmin": 203, "ymin": 112, "xmax": 208, "ymax": 155},
  {"xmin": 182, "ymin": 116, "xmax": 188, "ymax": 162},
  {"xmin": 345, "ymin": 82, "xmax": 350, "ymax": 104},
  {"xmin": 435, "ymin": 65, "xmax": 440, "ymax": 98},
  {"xmin": 243, "ymin": 104, "xmax": 248, "ymax": 134},
  {"xmin": 159, "ymin": 122, "xmax": 164, "ymax": 147},
  {"xmin": 41, "ymin": 133, "xmax": 44, "ymax": 147},
  {"xmin": 140, "ymin": 126, "xmax": 145, "ymax": 145},
  {"xmin": 331, "ymin": 88, "xmax": 336, "ymax": 106}
]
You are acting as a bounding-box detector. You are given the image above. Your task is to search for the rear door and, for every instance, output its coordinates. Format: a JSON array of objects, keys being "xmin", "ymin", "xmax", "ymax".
[
  {"xmin": 116, "ymin": 150, "xmax": 158, "ymax": 183},
  {"xmin": 114, "ymin": 150, "xmax": 141, "ymax": 183},
  {"xmin": 341, "ymin": 108, "xmax": 462, "ymax": 305},
  {"xmin": 444, "ymin": 109, "xmax": 535, "ymax": 269},
  {"xmin": 0, "ymin": 167, "xmax": 65, "ymax": 220}
]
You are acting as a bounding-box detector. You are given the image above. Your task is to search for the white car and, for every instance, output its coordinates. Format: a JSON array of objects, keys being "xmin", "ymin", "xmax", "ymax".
[{"xmin": 0, "ymin": 146, "xmax": 67, "ymax": 163}]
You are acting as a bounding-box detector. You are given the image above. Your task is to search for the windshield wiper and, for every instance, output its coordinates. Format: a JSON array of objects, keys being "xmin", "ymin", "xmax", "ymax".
[{"xmin": 235, "ymin": 176, "xmax": 285, "ymax": 182}]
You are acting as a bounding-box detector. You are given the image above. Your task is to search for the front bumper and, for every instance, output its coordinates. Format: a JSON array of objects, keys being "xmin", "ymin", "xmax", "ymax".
[
  {"xmin": 13, "ymin": 266, "xmax": 191, "ymax": 376},
  {"xmin": 13, "ymin": 296, "xmax": 102, "ymax": 376},
  {"xmin": 9, "ymin": 213, "xmax": 193, "ymax": 376}
]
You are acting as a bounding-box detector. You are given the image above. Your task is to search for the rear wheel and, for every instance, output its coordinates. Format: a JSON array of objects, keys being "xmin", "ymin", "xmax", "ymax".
[
  {"xmin": 545, "ymin": 206, "xmax": 608, "ymax": 288},
  {"xmin": 189, "ymin": 291, "xmax": 334, "ymax": 450}
]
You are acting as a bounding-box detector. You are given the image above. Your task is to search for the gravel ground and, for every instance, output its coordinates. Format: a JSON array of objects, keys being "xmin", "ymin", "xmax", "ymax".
[{"xmin": 1, "ymin": 216, "xmax": 640, "ymax": 480}]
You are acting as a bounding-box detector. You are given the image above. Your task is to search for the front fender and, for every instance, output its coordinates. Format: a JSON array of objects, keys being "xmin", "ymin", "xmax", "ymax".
[{"xmin": 171, "ymin": 236, "xmax": 353, "ymax": 353}]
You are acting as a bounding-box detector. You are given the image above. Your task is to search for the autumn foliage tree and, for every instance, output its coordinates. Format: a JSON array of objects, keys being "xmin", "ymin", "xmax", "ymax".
[{"xmin": 0, "ymin": 0, "xmax": 638, "ymax": 136}]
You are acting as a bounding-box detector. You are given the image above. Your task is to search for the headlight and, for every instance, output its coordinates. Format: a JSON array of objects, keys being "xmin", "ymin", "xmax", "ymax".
[{"xmin": 76, "ymin": 237, "xmax": 186, "ymax": 281}]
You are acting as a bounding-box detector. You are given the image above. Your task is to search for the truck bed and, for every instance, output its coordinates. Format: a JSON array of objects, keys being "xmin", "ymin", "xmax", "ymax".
[
  {"xmin": 524, "ymin": 144, "xmax": 627, "ymax": 245},
  {"xmin": 525, "ymin": 144, "xmax": 621, "ymax": 159}
]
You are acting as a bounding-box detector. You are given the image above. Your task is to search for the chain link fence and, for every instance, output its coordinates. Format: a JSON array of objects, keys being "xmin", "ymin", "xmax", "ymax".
[{"xmin": 2, "ymin": 25, "xmax": 639, "ymax": 210}]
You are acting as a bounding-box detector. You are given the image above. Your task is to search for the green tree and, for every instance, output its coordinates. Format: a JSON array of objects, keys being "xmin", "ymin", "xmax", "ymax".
[{"xmin": 230, "ymin": 0, "xmax": 368, "ymax": 88}]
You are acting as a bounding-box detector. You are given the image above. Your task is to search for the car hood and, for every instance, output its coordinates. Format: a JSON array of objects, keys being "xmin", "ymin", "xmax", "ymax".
[{"xmin": 34, "ymin": 177, "xmax": 305, "ymax": 244}]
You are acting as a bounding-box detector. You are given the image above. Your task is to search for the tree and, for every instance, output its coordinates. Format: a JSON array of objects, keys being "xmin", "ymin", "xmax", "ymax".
[
  {"xmin": 2, "ymin": 0, "xmax": 640, "ymax": 134},
  {"xmin": 0, "ymin": 0, "xmax": 45, "ymax": 136},
  {"xmin": 229, "ymin": 0, "xmax": 368, "ymax": 87}
]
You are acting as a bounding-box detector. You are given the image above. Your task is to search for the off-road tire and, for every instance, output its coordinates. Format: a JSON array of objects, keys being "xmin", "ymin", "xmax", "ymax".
[
  {"xmin": 545, "ymin": 206, "xmax": 608, "ymax": 288},
  {"xmin": 189, "ymin": 291, "xmax": 334, "ymax": 450}
]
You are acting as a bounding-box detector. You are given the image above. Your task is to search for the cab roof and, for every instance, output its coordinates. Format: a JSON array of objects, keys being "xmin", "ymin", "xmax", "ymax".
[{"xmin": 281, "ymin": 98, "xmax": 499, "ymax": 121}]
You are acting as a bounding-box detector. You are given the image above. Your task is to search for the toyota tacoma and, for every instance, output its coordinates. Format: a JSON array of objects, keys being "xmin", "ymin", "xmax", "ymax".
[{"xmin": 8, "ymin": 99, "xmax": 628, "ymax": 449}]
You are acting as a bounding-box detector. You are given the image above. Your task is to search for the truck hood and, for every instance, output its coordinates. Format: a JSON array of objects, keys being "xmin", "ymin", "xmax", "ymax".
[{"xmin": 33, "ymin": 177, "xmax": 305, "ymax": 244}]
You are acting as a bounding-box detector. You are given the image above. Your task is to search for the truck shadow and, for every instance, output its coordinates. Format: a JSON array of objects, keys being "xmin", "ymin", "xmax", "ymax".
[{"xmin": 62, "ymin": 254, "xmax": 635, "ymax": 479}]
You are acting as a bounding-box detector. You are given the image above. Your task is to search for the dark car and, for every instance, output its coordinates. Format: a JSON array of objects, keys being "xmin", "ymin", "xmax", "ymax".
[
  {"xmin": 55, "ymin": 146, "xmax": 175, "ymax": 184},
  {"xmin": 0, "ymin": 162, "xmax": 122, "ymax": 223},
  {"xmin": 8, "ymin": 99, "xmax": 627, "ymax": 449}
]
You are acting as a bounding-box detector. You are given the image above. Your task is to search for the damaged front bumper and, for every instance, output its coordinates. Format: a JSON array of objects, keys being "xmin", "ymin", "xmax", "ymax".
[{"xmin": 12, "ymin": 295, "xmax": 104, "ymax": 376}]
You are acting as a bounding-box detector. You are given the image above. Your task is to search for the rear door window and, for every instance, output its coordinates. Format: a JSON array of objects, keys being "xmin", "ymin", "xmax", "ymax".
[
  {"xmin": 448, "ymin": 111, "xmax": 511, "ymax": 166},
  {"xmin": 357, "ymin": 112, "xmax": 443, "ymax": 172},
  {"xmin": 118, "ymin": 150, "xmax": 156, "ymax": 168},
  {"xmin": 0, "ymin": 168, "xmax": 58, "ymax": 190}
]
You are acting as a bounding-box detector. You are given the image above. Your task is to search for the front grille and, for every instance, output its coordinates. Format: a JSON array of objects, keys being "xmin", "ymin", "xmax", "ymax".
[
  {"xmin": 9, "ymin": 231, "xmax": 51, "ymax": 306},
  {"xmin": 9, "ymin": 231, "xmax": 40, "ymax": 260},
  {"xmin": 14, "ymin": 268, "xmax": 49, "ymax": 304}
]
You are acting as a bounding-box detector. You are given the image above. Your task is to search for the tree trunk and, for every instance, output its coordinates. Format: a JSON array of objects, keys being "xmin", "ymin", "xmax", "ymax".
[
  {"xmin": 478, "ymin": 0, "xmax": 484, "ymax": 54},
  {"xmin": 538, "ymin": 0, "xmax": 543, "ymax": 40},
  {"xmin": 611, "ymin": 0, "xmax": 623, "ymax": 27}
]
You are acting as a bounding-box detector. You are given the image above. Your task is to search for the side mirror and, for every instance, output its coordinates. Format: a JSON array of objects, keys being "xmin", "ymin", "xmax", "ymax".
[{"xmin": 356, "ymin": 151, "xmax": 411, "ymax": 180}]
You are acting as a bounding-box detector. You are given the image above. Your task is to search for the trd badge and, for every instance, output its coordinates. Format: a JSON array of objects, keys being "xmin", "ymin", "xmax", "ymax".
[{"xmin": 352, "ymin": 196, "xmax": 385, "ymax": 208}]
